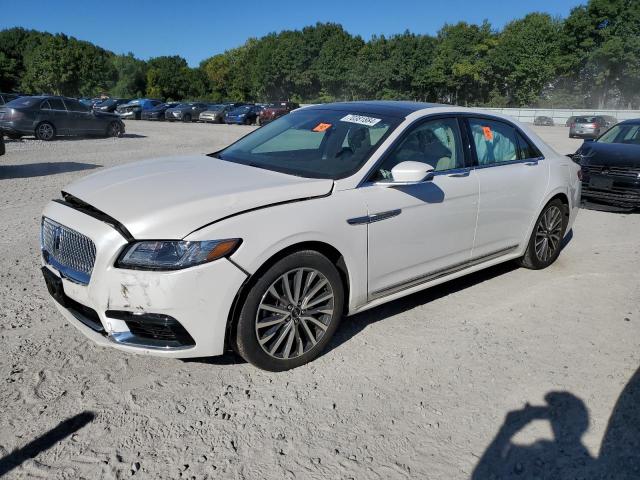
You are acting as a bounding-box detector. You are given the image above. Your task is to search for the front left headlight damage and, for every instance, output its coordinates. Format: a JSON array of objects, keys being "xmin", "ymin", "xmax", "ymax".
[{"xmin": 116, "ymin": 239, "xmax": 241, "ymax": 270}]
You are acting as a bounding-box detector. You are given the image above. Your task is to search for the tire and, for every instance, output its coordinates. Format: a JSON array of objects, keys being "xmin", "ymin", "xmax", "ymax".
[
  {"xmin": 235, "ymin": 250, "xmax": 344, "ymax": 371},
  {"xmin": 35, "ymin": 121, "xmax": 56, "ymax": 141},
  {"xmin": 106, "ymin": 121, "xmax": 122, "ymax": 137},
  {"xmin": 183, "ymin": 114, "xmax": 192, "ymax": 123},
  {"xmin": 518, "ymin": 199, "xmax": 568, "ymax": 270}
]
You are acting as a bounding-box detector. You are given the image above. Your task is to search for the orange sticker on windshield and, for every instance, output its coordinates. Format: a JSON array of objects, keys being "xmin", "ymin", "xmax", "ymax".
[
  {"xmin": 312, "ymin": 123, "xmax": 332, "ymax": 132},
  {"xmin": 482, "ymin": 126, "xmax": 493, "ymax": 141}
]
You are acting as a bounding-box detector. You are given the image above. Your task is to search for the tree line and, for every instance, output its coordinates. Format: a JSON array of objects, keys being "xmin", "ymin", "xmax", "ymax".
[{"xmin": 1, "ymin": 0, "xmax": 638, "ymax": 109}]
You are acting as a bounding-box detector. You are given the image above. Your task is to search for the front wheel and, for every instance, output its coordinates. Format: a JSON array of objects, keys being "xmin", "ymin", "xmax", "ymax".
[
  {"xmin": 35, "ymin": 122, "xmax": 56, "ymax": 141},
  {"xmin": 106, "ymin": 121, "xmax": 122, "ymax": 137},
  {"xmin": 518, "ymin": 199, "xmax": 568, "ymax": 269},
  {"xmin": 235, "ymin": 251, "xmax": 344, "ymax": 371}
]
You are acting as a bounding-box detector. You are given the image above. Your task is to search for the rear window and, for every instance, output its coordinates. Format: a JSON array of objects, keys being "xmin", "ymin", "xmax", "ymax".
[
  {"xmin": 6, "ymin": 97, "xmax": 40, "ymax": 108},
  {"xmin": 575, "ymin": 117, "xmax": 597, "ymax": 124}
]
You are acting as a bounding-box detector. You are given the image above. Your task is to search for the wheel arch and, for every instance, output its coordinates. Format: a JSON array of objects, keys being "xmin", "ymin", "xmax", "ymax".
[{"xmin": 224, "ymin": 240, "xmax": 351, "ymax": 352}]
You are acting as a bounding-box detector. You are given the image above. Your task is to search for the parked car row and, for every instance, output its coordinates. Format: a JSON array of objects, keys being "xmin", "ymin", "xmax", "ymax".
[{"xmin": 101, "ymin": 97, "xmax": 300, "ymax": 125}]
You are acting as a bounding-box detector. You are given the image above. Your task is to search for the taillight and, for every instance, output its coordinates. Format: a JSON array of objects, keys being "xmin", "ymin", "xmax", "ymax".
[{"xmin": 570, "ymin": 123, "xmax": 575, "ymax": 128}]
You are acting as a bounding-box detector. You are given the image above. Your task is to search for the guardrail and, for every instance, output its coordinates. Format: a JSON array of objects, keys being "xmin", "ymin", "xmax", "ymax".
[{"xmin": 479, "ymin": 108, "xmax": 640, "ymax": 125}]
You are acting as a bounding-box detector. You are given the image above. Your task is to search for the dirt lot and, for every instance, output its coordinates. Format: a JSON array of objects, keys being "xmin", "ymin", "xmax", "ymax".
[{"xmin": 1, "ymin": 121, "xmax": 638, "ymax": 479}]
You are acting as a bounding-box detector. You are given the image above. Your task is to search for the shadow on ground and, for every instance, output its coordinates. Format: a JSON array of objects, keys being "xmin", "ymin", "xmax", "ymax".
[
  {"xmin": 0, "ymin": 411, "xmax": 95, "ymax": 477},
  {"xmin": 472, "ymin": 367, "xmax": 640, "ymax": 479},
  {"xmin": 0, "ymin": 162, "xmax": 100, "ymax": 179}
]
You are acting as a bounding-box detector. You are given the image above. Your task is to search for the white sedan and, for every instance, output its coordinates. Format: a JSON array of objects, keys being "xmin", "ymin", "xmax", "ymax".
[{"xmin": 41, "ymin": 101, "xmax": 581, "ymax": 370}]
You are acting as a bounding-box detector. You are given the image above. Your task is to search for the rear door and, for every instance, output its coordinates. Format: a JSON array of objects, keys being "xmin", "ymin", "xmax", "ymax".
[{"xmin": 465, "ymin": 116, "xmax": 549, "ymax": 258}]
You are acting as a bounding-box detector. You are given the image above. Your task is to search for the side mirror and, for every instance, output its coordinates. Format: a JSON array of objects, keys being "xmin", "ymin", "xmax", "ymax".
[
  {"xmin": 376, "ymin": 161, "xmax": 435, "ymax": 186},
  {"xmin": 584, "ymin": 138, "xmax": 595, "ymax": 143}
]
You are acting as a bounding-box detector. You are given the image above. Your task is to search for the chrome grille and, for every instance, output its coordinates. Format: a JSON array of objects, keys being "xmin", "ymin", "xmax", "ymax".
[{"xmin": 41, "ymin": 217, "xmax": 96, "ymax": 284}]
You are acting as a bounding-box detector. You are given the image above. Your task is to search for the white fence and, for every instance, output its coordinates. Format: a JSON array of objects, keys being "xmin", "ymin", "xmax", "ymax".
[{"xmin": 479, "ymin": 107, "xmax": 640, "ymax": 125}]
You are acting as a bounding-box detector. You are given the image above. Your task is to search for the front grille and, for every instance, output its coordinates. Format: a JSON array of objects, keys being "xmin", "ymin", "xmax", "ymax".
[
  {"xmin": 583, "ymin": 165, "xmax": 640, "ymax": 179},
  {"xmin": 41, "ymin": 217, "xmax": 96, "ymax": 285}
]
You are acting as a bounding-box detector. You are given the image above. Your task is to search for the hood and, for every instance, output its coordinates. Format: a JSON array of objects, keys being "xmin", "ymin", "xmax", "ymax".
[
  {"xmin": 578, "ymin": 142, "xmax": 640, "ymax": 168},
  {"xmin": 93, "ymin": 110, "xmax": 120, "ymax": 119},
  {"xmin": 63, "ymin": 154, "xmax": 333, "ymax": 239}
]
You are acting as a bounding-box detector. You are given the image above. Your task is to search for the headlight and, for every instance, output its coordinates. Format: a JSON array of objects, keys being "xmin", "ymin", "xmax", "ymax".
[{"xmin": 116, "ymin": 239, "xmax": 241, "ymax": 270}]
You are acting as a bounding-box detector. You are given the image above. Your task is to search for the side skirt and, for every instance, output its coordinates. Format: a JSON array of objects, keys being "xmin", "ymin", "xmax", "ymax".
[{"xmin": 366, "ymin": 244, "xmax": 520, "ymax": 302}]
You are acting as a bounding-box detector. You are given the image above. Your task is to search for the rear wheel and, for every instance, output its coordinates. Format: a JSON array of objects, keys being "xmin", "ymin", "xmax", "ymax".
[
  {"xmin": 518, "ymin": 199, "xmax": 568, "ymax": 269},
  {"xmin": 235, "ymin": 250, "xmax": 344, "ymax": 371},
  {"xmin": 35, "ymin": 122, "xmax": 56, "ymax": 141}
]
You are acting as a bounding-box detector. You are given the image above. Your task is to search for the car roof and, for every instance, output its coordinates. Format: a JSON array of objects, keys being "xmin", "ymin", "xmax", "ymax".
[
  {"xmin": 619, "ymin": 118, "xmax": 640, "ymax": 125},
  {"xmin": 303, "ymin": 101, "xmax": 442, "ymax": 118}
]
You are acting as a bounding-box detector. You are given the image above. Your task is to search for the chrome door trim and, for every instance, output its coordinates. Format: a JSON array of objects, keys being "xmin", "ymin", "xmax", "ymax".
[
  {"xmin": 347, "ymin": 209, "xmax": 402, "ymax": 225},
  {"xmin": 369, "ymin": 244, "xmax": 519, "ymax": 300}
]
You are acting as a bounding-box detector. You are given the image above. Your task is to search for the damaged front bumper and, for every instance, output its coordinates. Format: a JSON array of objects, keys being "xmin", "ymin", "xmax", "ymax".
[{"xmin": 41, "ymin": 201, "xmax": 248, "ymax": 358}]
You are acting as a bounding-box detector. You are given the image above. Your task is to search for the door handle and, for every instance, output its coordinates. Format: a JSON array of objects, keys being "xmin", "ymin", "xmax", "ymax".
[
  {"xmin": 448, "ymin": 171, "xmax": 470, "ymax": 177},
  {"xmin": 524, "ymin": 160, "xmax": 539, "ymax": 166}
]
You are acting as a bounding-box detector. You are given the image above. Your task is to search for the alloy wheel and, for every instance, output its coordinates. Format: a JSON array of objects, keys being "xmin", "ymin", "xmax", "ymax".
[
  {"xmin": 38, "ymin": 123, "xmax": 54, "ymax": 140},
  {"xmin": 255, "ymin": 268, "xmax": 335, "ymax": 360},
  {"xmin": 534, "ymin": 205, "xmax": 563, "ymax": 262}
]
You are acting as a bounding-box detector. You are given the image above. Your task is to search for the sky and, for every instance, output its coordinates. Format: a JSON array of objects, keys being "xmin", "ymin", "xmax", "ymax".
[{"xmin": 1, "ymin": 0, "xmax": 585, "ymax": 66}]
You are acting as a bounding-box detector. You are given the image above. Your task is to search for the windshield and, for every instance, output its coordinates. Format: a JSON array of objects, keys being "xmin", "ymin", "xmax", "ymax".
[
  {"xmin": 598, "ymin": 124, "xmax": 640, "ymax": 145},
  {"xmin": 207, "ymin": 104, "xmax": 223, "ymax": 110},
  {"xmin": 216, "ymin": 109, "xmax": 401, "ymax": 179},
  {"xmin": 99, "ymin": 99, "xmax": 116, "ymax": 106},
  {"xmin": 232, "ymin": 106, "xmax": 252, "ymax": 114},
  {"xmin": 5, "ymin": 97, "xmax": 39, "ymax": 108}
]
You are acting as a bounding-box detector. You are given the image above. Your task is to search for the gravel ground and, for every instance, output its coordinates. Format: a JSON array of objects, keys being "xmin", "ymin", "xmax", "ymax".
[{"xmin": 0, "ymin": 121, "xmax": 638, "ymax": 479}]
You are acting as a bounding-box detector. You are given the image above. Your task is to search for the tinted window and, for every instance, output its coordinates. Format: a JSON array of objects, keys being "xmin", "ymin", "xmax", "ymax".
[
  {"xmin": 49, "ymin": 98, "xmax": 66, "ymax": 110},
  {"xmin": 516, "ymin": 131, "xmax": 541, "ymax": 159},
  {"xmin": 373, "ymin": 117, "xmax": 464, "ymax": 181},
  {"xmin": 64, "ymin": 99, "xmax": 89, "ymax": 112},
  {"xmin": 40, "ymin": 100, "xmax": 52, "ymax": 110},
  {"xmin": 469, "ymin": 118, "xmax": 518, "ymax": 165},
  {"xmin": 218, "ymin": 109, "xmax": 400, "ymax": 179},
  {"xmin": 6, "ymin": 97, "xmax": 41, "ymax": 108}
]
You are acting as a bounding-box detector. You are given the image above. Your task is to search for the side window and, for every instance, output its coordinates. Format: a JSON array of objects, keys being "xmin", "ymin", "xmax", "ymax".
[
  {"xmin": 41, "ymin": 100, "xmax": 52, "ymax": 110},
  {"xmin": 469, "ymin": 118, "xmax": 518, "ymax": 165},
  {"xmin": 516, "ymin": 131, "xmax": 541, "ymax": 160},
  {"xmin": 48, "ymin": 98, "xmax": 66, "ymax": 110},
  {"xmin": 63, "ymin": 99, "xmax": 89, "ymax": 112},
  {"xmin": 372, "ymin": 117, "xmax": 464, "ymax": 181}
]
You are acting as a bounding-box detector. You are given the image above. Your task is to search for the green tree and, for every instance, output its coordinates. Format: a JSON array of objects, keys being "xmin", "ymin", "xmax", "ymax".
[
  {"xmin": 492, "ymin": 13, "xmax": 562, "ymax": 106},
  {"xmin": 111, "ymin": 53, "xmax": 147, "ymax": 98}
]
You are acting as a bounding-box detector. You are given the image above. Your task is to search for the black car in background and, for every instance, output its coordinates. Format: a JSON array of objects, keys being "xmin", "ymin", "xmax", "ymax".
[
  {"xmin": 534, "ymin": 116, "xmax": 554, "ymax": 126},
  {"xmin": 141, "ymin": 102, "xmax": 181, "ymax": 120},
  {"xmin": 93, "ymin": 98, "xmax": 131, "ymax": 113},
  {"xmin": 575, "ymin": 118, "xmax": 640, "ymax": 210},
  {"xmin": 0, "ymin": 96, "xmax": 125, "ymax": 141},
  {"xmin": 164, "ymin": 102, "xmax": 211, "ymax": 122}
]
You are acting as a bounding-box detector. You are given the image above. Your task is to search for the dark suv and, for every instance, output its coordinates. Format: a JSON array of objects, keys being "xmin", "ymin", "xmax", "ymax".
[{"xmin": 0, "ymin": 96, "xmax": 125, "ymax": 141}]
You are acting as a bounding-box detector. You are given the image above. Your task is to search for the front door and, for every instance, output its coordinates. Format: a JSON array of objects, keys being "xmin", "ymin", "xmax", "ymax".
[{"xmin": 360, "ymin": 117, "xmax": 480, "ymax": 299}]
